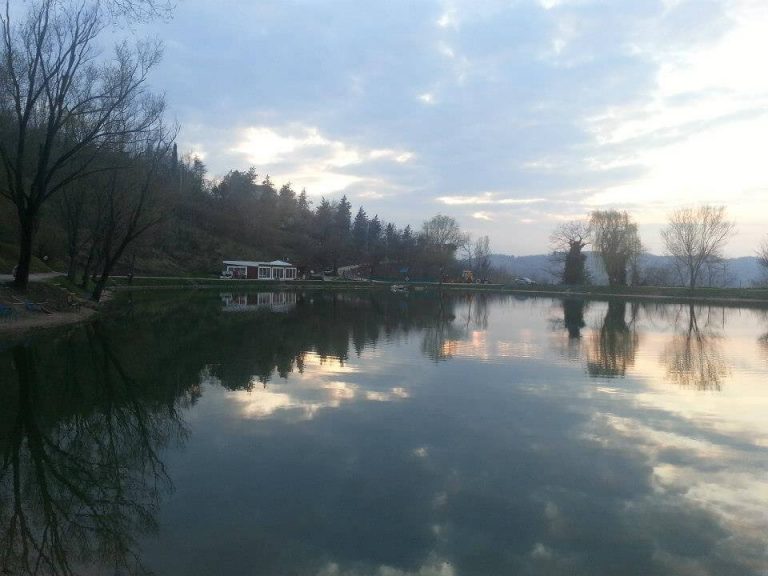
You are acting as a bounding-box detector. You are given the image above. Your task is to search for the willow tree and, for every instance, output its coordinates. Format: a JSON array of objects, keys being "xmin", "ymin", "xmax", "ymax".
[
  {"xmin": 0, "ymin": 0, "xmax": 165, "ymax": 289},
  {"xmin": 661, "ymin": 205, "xmax": 735, "ymax": 289},
  {"xmin": 590, "ymin": 210, "xmax": 641, "ymax": 286}
]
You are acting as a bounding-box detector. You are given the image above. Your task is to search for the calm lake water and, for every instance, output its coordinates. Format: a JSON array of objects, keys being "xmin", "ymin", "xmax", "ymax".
[{"xmin": 2, "ymin": 290, "xmax": 768, "ymax": 575}]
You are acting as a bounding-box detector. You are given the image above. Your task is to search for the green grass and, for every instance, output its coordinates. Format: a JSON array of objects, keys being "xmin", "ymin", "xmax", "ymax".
[
  {"xmin": 0, "ymin": 242, "xmax": 54, "ymax": 274},
  {"xmin": 109, "ymin": 276, "xmax": 383, "ymax": 290},
  {"xmin": 105, "ymin": 276, "xmax": 768, "ymax": 306}
]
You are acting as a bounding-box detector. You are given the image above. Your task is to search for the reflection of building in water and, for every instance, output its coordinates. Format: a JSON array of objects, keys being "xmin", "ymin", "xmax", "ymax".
[{"xmin": 221, "ymin": 291, "xmax": 297, "ymax": 313}]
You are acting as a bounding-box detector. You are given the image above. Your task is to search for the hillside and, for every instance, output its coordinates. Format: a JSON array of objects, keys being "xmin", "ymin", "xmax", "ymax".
[{"xmin": 0, "ymin": 242, "xmax": 54, "ymax": 275}]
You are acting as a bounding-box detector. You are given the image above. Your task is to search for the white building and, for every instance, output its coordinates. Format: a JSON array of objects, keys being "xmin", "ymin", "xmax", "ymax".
[{"xmin": 221, "ymin": 260, "xmax": 297, "ymax": 280}]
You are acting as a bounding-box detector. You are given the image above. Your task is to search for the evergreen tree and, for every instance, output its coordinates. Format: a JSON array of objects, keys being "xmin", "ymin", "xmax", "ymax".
[{"xmin": 352, "ymin": 207, "xmax": 369, "ymax": 260}]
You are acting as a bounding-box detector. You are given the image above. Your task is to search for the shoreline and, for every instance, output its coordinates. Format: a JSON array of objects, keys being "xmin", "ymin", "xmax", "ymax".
[
  {"xmin": 112, "ymin": 277, "xmax": 768, "ymax": 307},
  {"xmin": 0, "ymin": 278, "xmax": 103, "ymax": 339},
  {"xmin": 0, "ymin": 307, "xmax": 97, "ymax": 338},
  {"xmin": 4, "ymin": 278, "xmax": 768, "ymax": 338}
]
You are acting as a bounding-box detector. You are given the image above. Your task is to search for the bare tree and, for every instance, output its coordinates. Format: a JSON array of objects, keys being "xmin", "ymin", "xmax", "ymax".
[
  {"xmin": 550, "ymin": 220, "xmax": 590, "ymax": 285},
  {"xmin": 757, "ymin": 237, "xmax": 768, "ymax": 276},
  {"xmin": 661, "ymin": 205, "xmax": 735, "ymax": 290},
  {"xmin": 0, "ymin": 0, "xmax": 165, "ymax": 289},
  {"xmin": 590, "ymin": 210, "xmax": 642, "ymax": 286},
  {"xmin": 474, "ymin": 235, "xmax": 491, "ymax": 280},
  {"xmin": 421, "ymin": 214, "xmax": 469, "ymax": 278},
  {"xmin": 422, "ymin": 214, "xmax": 468, "ymax": 248},
  {"xmin": 90, "ymin": 134, "xmax": 174, "ymax": 301},
  {"xmin": 460, "ymin": 233, "xmax": 474, "ymax": 270},
  {"xmin": 57, "ymin": 181, "xmax": 93, "ymax": 282},
  {"xmin": 104, "ymin": 0, "xmax": 173, "ymax": 21}
]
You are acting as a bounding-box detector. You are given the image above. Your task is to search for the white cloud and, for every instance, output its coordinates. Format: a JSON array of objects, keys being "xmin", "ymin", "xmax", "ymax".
[
  {"xmin": 438, "ymin": 193, "xmax": 546, "ymax": 206},
  {"xmin": 370, "ymin": 149, "xmax": 414, "ymax": 163},
  {"xmin": 357, "ymin": 190, "xmax": 386, "ymax": 200},
  {"xmin": 472, "ymin": 211, "xmax": 494, "ymax": 221},
  {"xmin": 418, "ymin": 92, "xmax": 436, "ymax": 105},
  {"xmin": 180, "ymin": 143, "xmax": 208, "ymax": 161},
  {"xmin": 317, "ymin": 558, "xmax": 455, "ymax": 576},
  {"xmin": 436, "ymin": 4, "xmax": 459, "ymax": 29},
  {"xmin": 574, "ymin": 0, "xmax": 768, "ymax": 252},
  {"xmin": 231, "ymin": 126, "xmax": 359, "ymax": 167},
  {"xmin": 229, "ymin": 125, "xmax": 414, "ymax": 197},
  {"xmin": 161, "ymin": 0, "xmax": 768, "ymax": 255}
]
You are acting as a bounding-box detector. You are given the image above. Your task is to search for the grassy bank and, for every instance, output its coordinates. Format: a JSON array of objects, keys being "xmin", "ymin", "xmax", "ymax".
[
  {"xmin": 4, "ymin": 275, "xmax": 768, "ymax": 339},
  {"xmin": 108, "ymin": 276, "xmax": 384, "ymax": 290},
  {"xmin": 0, "ymin": 242, "xmax": 54, "ymax": 274},
  {"xmin": 105, "ymin": 275, "xmax": 768, "ymax": 305},
  {"xmin": 0, "ymin": 278, "xmax": 96, "ymax": 338}
]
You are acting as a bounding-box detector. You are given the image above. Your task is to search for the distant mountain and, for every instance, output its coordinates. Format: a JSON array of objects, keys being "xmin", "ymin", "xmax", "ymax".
[
  {"xmin": 490, "ymin": 252, "xmax": 765, "ymax": 287},
  {"xmin": 489, "ymin": 254, "xmax": 556, "ymax": 283}
]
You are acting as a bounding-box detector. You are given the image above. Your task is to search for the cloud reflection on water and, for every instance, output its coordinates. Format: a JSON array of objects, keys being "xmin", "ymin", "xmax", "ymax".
[{"xmin": 2, "ymin": 291, "xmax": 768, "ymax": 575}]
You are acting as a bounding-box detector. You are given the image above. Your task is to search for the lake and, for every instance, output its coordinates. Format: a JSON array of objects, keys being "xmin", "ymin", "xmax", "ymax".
[{"xmin": 1, "ymin": 289, "xmax": 767, "ymax": 575}]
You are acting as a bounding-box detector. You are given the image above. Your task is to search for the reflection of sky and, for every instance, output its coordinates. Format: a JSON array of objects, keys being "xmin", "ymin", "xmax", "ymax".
[{"xmin": 142, "ymin": 297, "xmax": 768, "ymax": 575}]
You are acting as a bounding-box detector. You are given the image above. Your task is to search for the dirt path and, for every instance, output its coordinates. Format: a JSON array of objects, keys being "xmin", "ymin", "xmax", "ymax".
[{"xmin": 0, "ymin": 272, "xmax": 64, "ymax": 282}]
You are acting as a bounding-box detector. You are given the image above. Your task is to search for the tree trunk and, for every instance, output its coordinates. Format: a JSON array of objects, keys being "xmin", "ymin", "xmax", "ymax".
[
  {"xmin": 80, "ymin": 245, "xmax": 95, "ymax": 288},
  {"xmin": 13, "ymin": 215, "xmax": 36, "ymax": 291},
  {"xmin": 92, "ymin": 237, "xmax": 133, "ymax": 302},
  {"xmin": 127, "ymin": 252, "xmax": 136, "ymax": 285},
  {"xmin": 92, "ymin": 270, "xmax": 110, "ymax": 302},
  {"xmin": 66, "ymin": 256, "xmax": 78, "ymax": 283}
]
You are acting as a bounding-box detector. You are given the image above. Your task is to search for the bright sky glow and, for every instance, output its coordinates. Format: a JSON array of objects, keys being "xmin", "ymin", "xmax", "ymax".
[{"xmin": 141, "ymin": 0, "xmax": 768, "ymax": 255}]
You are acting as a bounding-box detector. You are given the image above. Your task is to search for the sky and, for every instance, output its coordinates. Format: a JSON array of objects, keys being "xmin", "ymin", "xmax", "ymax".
[{"xmin": 136, "ymin": 0, "xmax": 768, "ymax": 256}]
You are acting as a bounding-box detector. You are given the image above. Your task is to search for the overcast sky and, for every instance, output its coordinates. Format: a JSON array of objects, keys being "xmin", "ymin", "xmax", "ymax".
[{"xmin": 139, "ymin": 0, "xmax": 768, "ymax": 255}]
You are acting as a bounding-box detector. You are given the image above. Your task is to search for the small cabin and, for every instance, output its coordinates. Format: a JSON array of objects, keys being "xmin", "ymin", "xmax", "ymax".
[{"xmin": 222, "ymin": 260, "xmax": 297, "ymax": 280}]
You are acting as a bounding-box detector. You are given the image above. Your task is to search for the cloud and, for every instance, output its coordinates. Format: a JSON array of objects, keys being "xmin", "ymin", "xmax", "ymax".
[
  {"xmin": 151, "ymin": 0, "xmax": 768, "ymax": 254},
  {"xmin": 437, "ymin": 193, "xmax": 546, "ymax": 206},
  {"xmin": 472, "ymin": 211, "xmax": 494, "ymax": 221},
  {"xmin": 417, "ymin": 92, "xmax": 436, "ymax": 105},
  {"xmin": 436, "ymin": 3, "xmax": 459, "ymax": 29},
  {"xmin": 228, "ymin": 125, "xmax": 415, "ymax": 197}
]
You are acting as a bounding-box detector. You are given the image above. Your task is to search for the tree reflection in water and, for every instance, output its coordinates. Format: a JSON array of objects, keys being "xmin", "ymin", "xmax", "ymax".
[
  {"xmin": 0, "ymin": 288, "xmax": 486, "ymax": 574},
  {"xmin": 1, "ymin": 291, "xmax": 765, "ymax": 575},
  {"xmin": 562, "ymin": 298, "xmax": 586, "ymax": 340},
  {"xmin": 419, "ymin": 291, "xmax": 462, "ymax": 362},
  {"xmin": 754, "ymin": 309, "xmax": 768, "ymax": 361},
  {"xmin": 0, "ymin": 325, "xmax": 188, "ymax": 576},
  {"xmin": 586, "ymin": 300, "xmax": 640, "ymax": 377},
  {"xmin": 662, "ymin": 304, "xmax": 729, "ymax": 391},
  {"xmin": 548, "ymin": 298, "xmax": 589, "ymax": 362}
]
